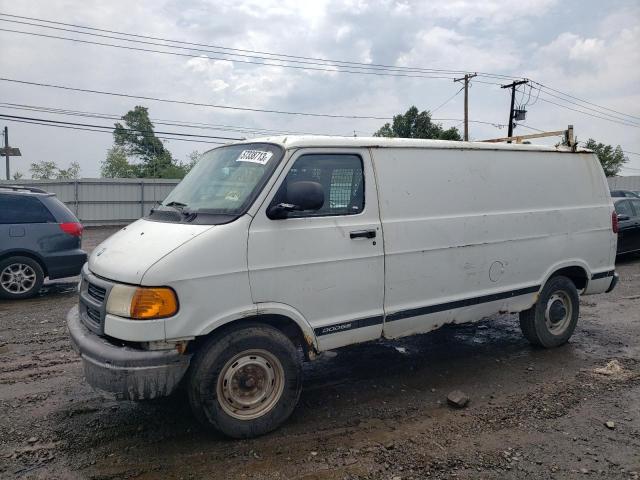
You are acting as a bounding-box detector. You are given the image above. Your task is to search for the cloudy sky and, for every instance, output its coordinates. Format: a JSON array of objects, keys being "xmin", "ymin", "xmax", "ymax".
[{"xmin": 1, "ymin": 0, "xmax": 639, "ymax": 178}]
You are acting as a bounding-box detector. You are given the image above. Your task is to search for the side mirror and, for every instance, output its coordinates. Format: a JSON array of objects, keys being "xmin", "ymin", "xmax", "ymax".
[
  {"xmin": 267, "ymin": 181, "xmax": 324, "ymax": 219},
  {"xmin": 617, "ymin": 214, "xmax": 630, "ymax": 222}
]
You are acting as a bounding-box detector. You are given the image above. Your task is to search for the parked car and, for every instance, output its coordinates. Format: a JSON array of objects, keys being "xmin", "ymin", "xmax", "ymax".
[
  {"xmin": 0, "ymin": 186, "xmax": 87, "ymax": 299},
  {"xmin": 67, "ymin": 138, "xmax": 617, "ymax": 438},
  {"xmin": 613, "ymin": 197, "xmax": 640, "ymax": 255},
  {"xmin": 610, "ymin": 190, "xmax": 640, "ymax": 198}
]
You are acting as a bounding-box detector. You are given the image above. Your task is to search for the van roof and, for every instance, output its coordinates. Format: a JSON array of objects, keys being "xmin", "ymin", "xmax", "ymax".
[{"xmin": 239, "ymin": 135, "xmax": 592, "ymax": 154}]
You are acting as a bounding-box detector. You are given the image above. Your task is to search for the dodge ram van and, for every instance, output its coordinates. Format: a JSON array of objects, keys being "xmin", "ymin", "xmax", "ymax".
[{"xmin": 67, "ymin": 137, "xmax": 618, "ymax": 438}]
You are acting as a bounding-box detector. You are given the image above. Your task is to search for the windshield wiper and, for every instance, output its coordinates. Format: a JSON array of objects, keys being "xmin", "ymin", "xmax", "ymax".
[{"xmin": 164, "ymin": 201, "xmax": 189, "ymax": 214}]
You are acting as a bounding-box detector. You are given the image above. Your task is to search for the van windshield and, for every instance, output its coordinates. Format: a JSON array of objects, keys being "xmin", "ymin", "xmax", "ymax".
[{"xmin": 160, "ymin": 143, "xmax": 283, "ymax": 216}]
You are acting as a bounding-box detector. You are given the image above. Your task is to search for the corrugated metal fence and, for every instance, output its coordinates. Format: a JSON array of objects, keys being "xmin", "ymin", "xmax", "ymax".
[
  {"xmin": 0, "ymin": 178, "xmax": 179, "ymax": 226},
  {"xmin": 607, "ymin": 176, "xmax": 640, "ymax": 191}
]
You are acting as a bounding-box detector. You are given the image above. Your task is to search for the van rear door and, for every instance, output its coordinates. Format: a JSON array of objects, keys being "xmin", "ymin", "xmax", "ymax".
[{"xmin": 248, "ymin": 148, "xmax": 384, "ymax": 350}]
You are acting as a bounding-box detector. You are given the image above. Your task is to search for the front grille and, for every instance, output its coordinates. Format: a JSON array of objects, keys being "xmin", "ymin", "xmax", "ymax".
[
  {"xmin": 87, "ymin": 283, "xmax": 106, "ymax": 303},
  {"xmin": 79, "ymin": 267, "xmax": 113, "ymax": 335},
  {"xmin": 86, "ymin": 306, "xmax": 101, "ymax": 324}
]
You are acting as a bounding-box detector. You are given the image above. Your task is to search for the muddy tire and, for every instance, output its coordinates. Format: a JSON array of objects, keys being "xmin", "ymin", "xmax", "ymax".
[
  {"xmin": 519, "ymin": 275, "xmax": 579, "ymax": 348},
  {"xmin": 187, "ymin": 323, "xmax": 302, "ymax": 438},
  {"xmin": 0, "ymin": 256, "xmax": 45, "ymax": 300}
]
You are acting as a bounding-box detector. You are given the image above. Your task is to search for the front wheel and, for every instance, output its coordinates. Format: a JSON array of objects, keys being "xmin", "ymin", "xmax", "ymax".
[
  {"xmin": 187, "ymin": 323, "xmax": 302, "ymax": 438},
  {"xmin": 519, "ymin": 275, "xmax": 579, "ymax": 348}
]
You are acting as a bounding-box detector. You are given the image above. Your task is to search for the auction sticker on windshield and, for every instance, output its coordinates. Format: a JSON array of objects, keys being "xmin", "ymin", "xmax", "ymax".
[{"xmin": 237, "ymin": 150, "xmax": 273, "ymax": 165}]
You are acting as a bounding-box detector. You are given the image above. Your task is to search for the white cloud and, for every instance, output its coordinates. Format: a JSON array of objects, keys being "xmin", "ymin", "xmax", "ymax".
[
  {"xmin": 397, "ymin": 26, "xmax": 521, "ymax": 73},
  {"xmin": 0, "ymin": 0, "xmax": 638, "ymax": 177},
  {"xmin": 415, "ymin": 0, "xmax": 559, "ymax": 26}
]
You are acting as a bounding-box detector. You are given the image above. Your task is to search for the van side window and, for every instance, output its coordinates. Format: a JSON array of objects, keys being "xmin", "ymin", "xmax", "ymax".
[
  {"xmin": 275, "ymin": 154, "xmax": 364, "ymax": 218},
  {"xmin": 630, "ymin": 200, "xmax": 640, "ymax": 217}
]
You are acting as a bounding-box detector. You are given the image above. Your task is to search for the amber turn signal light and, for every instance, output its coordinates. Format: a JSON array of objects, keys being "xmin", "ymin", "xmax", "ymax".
[{"xmin": 130, "ymin": 287, "xmax": 178, "ymax": 319}]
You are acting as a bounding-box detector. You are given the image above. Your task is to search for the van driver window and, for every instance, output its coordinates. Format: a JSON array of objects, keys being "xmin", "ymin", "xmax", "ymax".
[{"xmin": 278, "ymin": 154, "xmax": 364, "ymax": 218}]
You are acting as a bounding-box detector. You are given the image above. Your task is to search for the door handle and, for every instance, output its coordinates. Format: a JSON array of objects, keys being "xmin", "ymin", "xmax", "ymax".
[{"xmin": 350, "ymin": 229, "xmax": 376, "ymax": 239}]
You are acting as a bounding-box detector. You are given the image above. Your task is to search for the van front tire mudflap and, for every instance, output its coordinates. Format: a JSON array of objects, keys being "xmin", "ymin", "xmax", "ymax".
[
  {"xmin": 187, "ymin": 323, "xmax": 302, "ymax": 439},
  {"xmin": 519, "ymin": 275, "xmax": 579, "ymax": 348}
]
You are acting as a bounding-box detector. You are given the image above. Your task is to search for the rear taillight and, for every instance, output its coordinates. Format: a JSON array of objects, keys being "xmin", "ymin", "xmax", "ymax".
[
  {"xmin": 59, "ymin": 222, "xmax": 83, "ymax": 237},
  {"xmin": 612, "ymin": 211, "xmax": 619, "ymax": 234}
]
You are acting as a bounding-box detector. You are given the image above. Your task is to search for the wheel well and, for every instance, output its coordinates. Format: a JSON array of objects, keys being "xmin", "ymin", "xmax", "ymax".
[
  {"xmin": 550, "ymin": 266, "xmax": 588, "ymax": 290},
  {"xmin": 0, "ymin": 251, "xmax": 48, "ymax": 277},
  {"xmin": 191, "ymin": 314, "xmax": 316, "ymax": 360}
]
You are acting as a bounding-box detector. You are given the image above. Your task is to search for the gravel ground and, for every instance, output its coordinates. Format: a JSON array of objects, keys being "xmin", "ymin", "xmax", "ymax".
[{"xmin": 0, "ymin": 226, "xmax": 639, "ymax": 480}]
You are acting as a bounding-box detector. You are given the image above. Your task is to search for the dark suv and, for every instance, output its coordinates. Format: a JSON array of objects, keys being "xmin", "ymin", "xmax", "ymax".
[{"xmin": 0, "ymin": 186, "xmax": 87, "ymax": 299}]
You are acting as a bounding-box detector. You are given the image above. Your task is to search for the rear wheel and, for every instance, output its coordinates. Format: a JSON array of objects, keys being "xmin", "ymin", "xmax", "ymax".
[
  {"xmin": 519, "ymin": 275, "xmax": 579, "ymax": 348},
  {"xmin": 0, "ymin": 256, "xmax": 44, "ymax": 300},
  {"xmin": 188, "ymin": 323, "xmax": 302, "ymax": 438}
]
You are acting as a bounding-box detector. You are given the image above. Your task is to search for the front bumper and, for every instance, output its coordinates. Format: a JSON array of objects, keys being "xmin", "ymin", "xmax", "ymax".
[
  {"xmin": 67, "ymin": 305, "xmax": 191, "ymax": 400},
  {"xmin": 606, "ymin": 272, "xmax": 619, "ymax": 293}
]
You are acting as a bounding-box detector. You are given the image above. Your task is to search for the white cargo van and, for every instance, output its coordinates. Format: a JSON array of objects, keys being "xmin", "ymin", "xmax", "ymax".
[{"xmin": 67, "ymin": 137, "xmax": 618, "ymax": 438}]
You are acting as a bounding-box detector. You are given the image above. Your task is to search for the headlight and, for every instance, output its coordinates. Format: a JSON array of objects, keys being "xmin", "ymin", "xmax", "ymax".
[{"xmin": 106, "ymin": 285, "xmax": 178, "ymax": 320}]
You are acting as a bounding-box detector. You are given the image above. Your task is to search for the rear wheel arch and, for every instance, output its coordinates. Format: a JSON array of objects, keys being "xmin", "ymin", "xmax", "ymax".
[{"xmin": 543, "ymin": 264, "xmax": 590, "ymax": 291}]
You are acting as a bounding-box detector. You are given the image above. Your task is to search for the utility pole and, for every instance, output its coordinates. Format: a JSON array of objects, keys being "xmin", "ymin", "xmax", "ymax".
[
  {"xmin": 501, "ymin": 79, "xmax": 529, "ymax": 142},
  {"xmin": 3, "ymin": 126, "xmax": 8, "ymax": 180},
  {"xmin": 1, "ymin": 126, "xmax": 22, "ymax": 180},
  {"xmin": 453, "ymin": 73, "xmax": 477, "ymax": 141}
]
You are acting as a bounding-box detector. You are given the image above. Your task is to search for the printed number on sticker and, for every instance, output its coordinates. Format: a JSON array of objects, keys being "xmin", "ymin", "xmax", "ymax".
[{"xmin": 237, "ymin": 150, "xmax": 273, "ymax": 165}]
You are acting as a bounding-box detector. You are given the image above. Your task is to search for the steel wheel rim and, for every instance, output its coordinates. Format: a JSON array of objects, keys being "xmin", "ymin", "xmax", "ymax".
[
  {"xmin": 0, "ymin": 263, "xmax": 37, "ymax": 294},
  {"xmin": 216, "ymin": 349, "xmax": 285, "ymax": 420},
  {"xmin": 544, "ymin": 291, "xmax": 572, "ymax": 334}
]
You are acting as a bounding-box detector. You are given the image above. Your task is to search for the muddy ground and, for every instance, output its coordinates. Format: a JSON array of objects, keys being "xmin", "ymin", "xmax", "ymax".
[{"xmin": 0, "ymin": 227, "xmax": 639, "ymax": 480}]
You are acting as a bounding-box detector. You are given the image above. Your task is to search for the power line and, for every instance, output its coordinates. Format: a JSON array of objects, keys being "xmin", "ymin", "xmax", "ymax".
[
  {"xmin": 0, "ymin": 113, "xmax": 243, "ymax": 141},
  {"xmin": 0, "ymin": 100, "xmax": 506, "ymax": 136},
  {"xmin": 3, "ymin": 12, "xmax": 637, "ymax": 128},
  {"xmin": 2, "ymin": 117, "xmax": 229, "ymax": 144},
  {"xmin": 535, "ymin": 96, "xmax": 640, "ymax": 128},
  {"xmin": 0, "ymin": 12, "xmax": 519, "ymax": 81},
  {"xmin": 0, "ymin": 18, "xmax": 469, "ymax": 77},
  {"xmin": 0, "ymin": 102, "xmax": 332, "ymax": 136},
  {"xmin": 532, "ymin": 81, "xmax": 640, "ymax": 122},
  {"xmin": 518, "ymin": 124, "xmax": 546, "ymax": 133},
  {"xmin": 2, "ymin": 112, "xmax": 512, "ymax": 147},
  {"xmin": 9, "ymin": 33, "xmax": 631, "ymax": 129},
  {"xmin": 0, "ymin": 27, "xmax": 464, "ymax": 81},
  {"xmin": 0, "ymin": 77, "xmax": 392, "ymax": 120},
  {"xmin": 533, "ymin": 88, "xmax": 640, "ymax": 126},
  {"xmin": 430, "ymin": 86, "xmax": 464, "ymax": 114}
]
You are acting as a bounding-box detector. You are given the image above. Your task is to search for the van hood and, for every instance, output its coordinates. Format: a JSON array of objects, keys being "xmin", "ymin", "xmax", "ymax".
[{"xmin": 88, "ymin": 219, "xmax": 214, "ymax": 284}]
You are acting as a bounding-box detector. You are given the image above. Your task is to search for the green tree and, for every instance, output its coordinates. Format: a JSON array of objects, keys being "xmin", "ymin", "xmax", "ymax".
[
  {"xmin": 57, "ymin": 161, "xmax": 81, "ymax": 179},
  {"xmin": 584, "ymin": 138, "xmax": 628, "ymax": 177},
  {"xmin": 101, "ymin": 146, "xmax": 136, "ymax": 178},
  {"xmin": 12, "ymin": 171, "xmax": 23, "ymax": 180},
  {"xmin": 185, "ymin": 150, "xmax": 201, "ymax": 172},
  {"xmin": 30, "ymin": 160, "xmax": 58, "ymax": 179},
  {"xmin": 113, "ymin": 106, "xmax": 174, "ymax": 177},
  {"xmin": 374, "ymin": 106, "xmax": 461, "ymax": 140}
]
